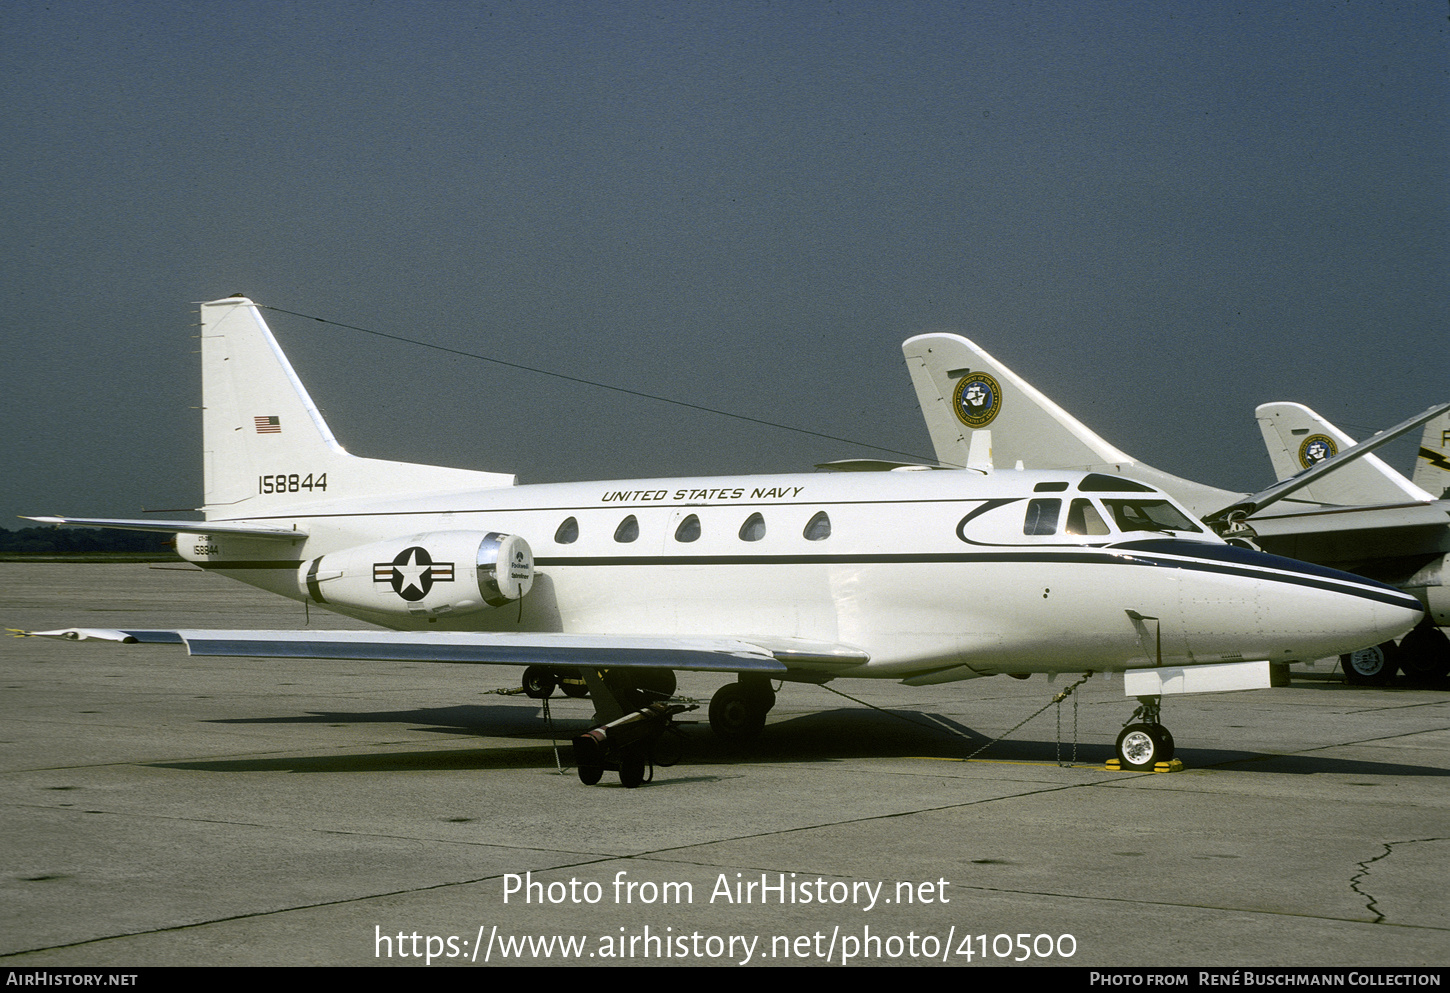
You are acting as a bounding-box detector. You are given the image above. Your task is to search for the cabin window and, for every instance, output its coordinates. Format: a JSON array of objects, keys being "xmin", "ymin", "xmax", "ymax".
[
  {"xmin": 1023, "ymin": 499, "xmax": 1061, "ymax": 535},
  {"xmin": 1065, "ymin": 499, "xmax": 1110, "ymax": 535},
  {"xmin": 554, "ymin": 517, "xmax": 579, "ymax": 544},
  {"xmin": 1033, "ymin": 481, "xmax": 1069, "ymax": 492},
  {"xmin": 739, "ymin": 512, "xmax": 766, "ymax": 542},
  {"xmin": 614, "ymin": 515, "xmax": 639, "ymax": 543},
  {"xmin": 674, "ymin": 514, "xmax": 701, "ymax": 543},
  {"xmin": 803, "ymin": 510, "xmax": 831, "ymax": 541},
  {"xmin": 1100, "ymin": 499, "xmax": 1201, "ymax": 533}
]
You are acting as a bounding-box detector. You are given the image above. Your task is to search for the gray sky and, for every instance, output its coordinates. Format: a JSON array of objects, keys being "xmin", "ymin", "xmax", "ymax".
[{"xmin": 2, "ymin": 1, "xmax": 1445, "ymax": 524}]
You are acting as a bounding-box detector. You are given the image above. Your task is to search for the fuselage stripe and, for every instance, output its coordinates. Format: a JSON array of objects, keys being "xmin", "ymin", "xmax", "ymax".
[{"xmin": 196, "ymin": 549, "xmax": 1417, "ymax": 610}]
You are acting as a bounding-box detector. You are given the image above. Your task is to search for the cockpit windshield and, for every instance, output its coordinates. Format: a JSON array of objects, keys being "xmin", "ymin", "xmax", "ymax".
[{"xmin": 1100, "ymin": 499, "xmax": 1202, "ymax": 533}]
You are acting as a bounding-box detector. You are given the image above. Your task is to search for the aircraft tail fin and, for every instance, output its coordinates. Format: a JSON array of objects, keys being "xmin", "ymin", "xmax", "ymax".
[
  {"xmin": 200, "ymin": 296, "xmax": 514, "ymax": 517},
  {"xmin": 902, "ymin": 333, "xmax": 1131, "ymax": 471},
  {"xmin": 901, "ymin": 333, "xmax": 1237, "ymax": 516},
  {"xmin": 1254, "ymin": 402, "xmax": 1433, "ymax": 505},
  {"xmin": 1412, "ymin": 410, "xmax": 1450, "ymax": 499}
]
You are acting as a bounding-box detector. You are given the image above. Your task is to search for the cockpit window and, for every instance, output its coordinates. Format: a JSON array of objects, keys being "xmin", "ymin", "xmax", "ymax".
[
  {"xmin": 1101, "ymin": 499, "xmax": 1201, "ymax": 533},
  {"xmin": 1065, "ymin": 498, "xmax": 1111, "ymax": 535},
  {"xmin": 1079, "ymin": 473, "xmax": 1154, "ymax": 492},
  {"xmin": 1023, "ymin": 499, "xmax": 1061, "ymax": 535},
  {"xmin": 614, "ymin": 515, "xmax": 639, "ymax": 543}
]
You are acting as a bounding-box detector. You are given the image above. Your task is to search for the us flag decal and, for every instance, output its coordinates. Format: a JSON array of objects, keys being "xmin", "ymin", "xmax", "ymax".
[{"xmin": 254, "ymin": 416, "xmax": 281, "ymax": 433}]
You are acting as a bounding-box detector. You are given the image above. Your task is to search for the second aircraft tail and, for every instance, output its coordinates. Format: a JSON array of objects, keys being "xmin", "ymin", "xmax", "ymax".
[
  {"xmin": 901, "ymin": 333, "xmax": 1237, "ymax": 517},
  {"xmin": 1254, "ymin": 402, "xmax": 1432, "ymax": 506}
]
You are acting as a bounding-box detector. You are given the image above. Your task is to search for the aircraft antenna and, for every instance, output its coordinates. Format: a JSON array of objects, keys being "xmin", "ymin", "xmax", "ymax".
[{"xmin": 259, "ymin": 305, "xmax": 939, "ymax": 465}]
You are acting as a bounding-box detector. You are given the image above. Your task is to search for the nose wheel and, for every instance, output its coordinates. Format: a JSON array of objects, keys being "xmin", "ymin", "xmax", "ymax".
[{"xmin": 1115, "ymin": 696, "xmax": 1175, "ymax": 770}]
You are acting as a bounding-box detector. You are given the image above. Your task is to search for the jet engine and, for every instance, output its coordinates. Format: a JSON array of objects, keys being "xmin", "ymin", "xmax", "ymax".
[{"xmin": 298, "ymin": 531, "xmax": 534, "ymax": 617}]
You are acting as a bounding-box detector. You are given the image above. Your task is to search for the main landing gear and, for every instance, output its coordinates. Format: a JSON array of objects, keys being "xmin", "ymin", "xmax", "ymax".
[
  {"xmin": 1339, "ymin": 623, "xmax": 1450, "ymax": 687},
  {"xmin": 1340, "ymin": 642, "xmax": 1399, "ymax": 686},
  {"xmin": 1115, "ymin": 695, "xmax": 1176, "ymax": 771},
  {"xmin": 708, "ymin": 674, "xmax": 777, "ymax": 744},
  {"xmin": 521, "ymin": 665, "xmax": 591, "ymax": 699}
]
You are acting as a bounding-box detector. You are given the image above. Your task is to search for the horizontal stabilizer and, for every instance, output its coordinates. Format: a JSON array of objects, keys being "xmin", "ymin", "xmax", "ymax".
[{"xmin": 21, "ymin": 516, "xmax": 304, "ymax": 539}]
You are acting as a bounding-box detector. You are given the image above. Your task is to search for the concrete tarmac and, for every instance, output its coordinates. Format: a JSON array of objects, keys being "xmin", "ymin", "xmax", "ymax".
[{"xmin": 1, "ymin": 563, "xmax": 1446, "ymax": 967}]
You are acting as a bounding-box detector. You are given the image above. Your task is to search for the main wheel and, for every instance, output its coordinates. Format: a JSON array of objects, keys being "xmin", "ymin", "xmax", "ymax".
[
  {"xmin": 522, "ymin": 665, "xmax": 556, "ymax": 699},
  {"xmin": 1397, "ymin": 626, "xmax": 1450, "ymax": 686},
  {"xmin": 560, "ymin": 678, "xmax": 590, "ymax": 699},
  {"xmin": 1116, "ymin": 723, "xmax": 1168, "ymax": 770},
  {"xmin": 1341, "ymin": 642, "xmax": 1399, "ymax": 686},
  {"xmin": 709, "ymin": 683, "xmax": 766, "ymax": 744}
]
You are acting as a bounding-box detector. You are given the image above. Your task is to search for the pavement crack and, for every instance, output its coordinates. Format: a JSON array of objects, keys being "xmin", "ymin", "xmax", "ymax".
[{"xmin": 1350, "ymin": 837, "xmax": 1446, "ymax": 924}]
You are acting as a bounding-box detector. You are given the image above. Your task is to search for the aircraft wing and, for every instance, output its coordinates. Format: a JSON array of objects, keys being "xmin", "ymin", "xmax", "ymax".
[
  {"xmin": 18, "ymin": 628, "xmax": 871, "ymax": 674},
  {"xmin": 1251, "ymin": 502, "xmax": 1450, "ymax": 535},
  {"xmin": 21, "ymin": 516, "xmax": 304, "ymax": 539}
]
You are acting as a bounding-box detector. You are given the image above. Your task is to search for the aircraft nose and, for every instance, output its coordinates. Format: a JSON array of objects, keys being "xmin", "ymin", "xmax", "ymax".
[
  {"xmin": 1118, "ymin": 539, "xmax": 1423, "ymax": 662},
  {"xmin": 1241, "ymin": 549, "xmax": 1423, "ymax": 658}
]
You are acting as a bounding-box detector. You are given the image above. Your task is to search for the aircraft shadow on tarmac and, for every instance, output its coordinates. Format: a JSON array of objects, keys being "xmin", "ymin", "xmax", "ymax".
[{"xmin": 141, "ymin": 703, "xmax": 1450, "ymax": 778}]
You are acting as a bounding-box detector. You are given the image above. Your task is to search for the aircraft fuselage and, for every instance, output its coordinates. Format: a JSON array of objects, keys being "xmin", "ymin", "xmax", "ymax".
[{"xmin": 179, "ymin": 468, "xmax": 1422, "ymax": 682}]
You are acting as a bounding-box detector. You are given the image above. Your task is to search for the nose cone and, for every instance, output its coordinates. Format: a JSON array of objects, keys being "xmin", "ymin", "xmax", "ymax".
[
  {"xmin": 1118, "ymin": 540, "xmax": 1424, "ymax": 661},
  {"xmin": 1259, "ymin": 565, "xmax": 1424, "ymax": 659}
]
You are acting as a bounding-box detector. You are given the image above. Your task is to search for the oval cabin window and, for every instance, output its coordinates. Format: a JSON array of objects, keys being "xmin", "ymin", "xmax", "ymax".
[
  {"xmin": 614, "ymin": 515, "xmax": 639, "ymax": 543},
  {"xmin": 555, "ymin": 517, "xmax": 579, "ymax": 544},
  {"xmin": 803, "ymin": 511, "xmax": 831, "ymax": 541},
  {"xmin": 739, "ymin": 512, "xmax": 766, "ymax": 542},
  {"xmin": 675, "ymin": 514, "xmax": 701, "ymax": 542}
]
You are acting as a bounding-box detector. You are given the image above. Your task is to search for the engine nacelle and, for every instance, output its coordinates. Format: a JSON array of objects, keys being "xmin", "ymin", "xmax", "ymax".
[
  {"xmin": 299, "ymin": 531, "xmax": 534, "ymax": 618},
  {"xmin": 1404, "ymin": 553, "xmax": 1450, "ymax": 626}
]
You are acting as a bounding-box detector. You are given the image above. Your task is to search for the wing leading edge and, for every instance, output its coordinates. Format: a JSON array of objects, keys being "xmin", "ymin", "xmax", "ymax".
[{"xmin": 20, "ymin": 628, "xmax": 871, "ymax": 675}]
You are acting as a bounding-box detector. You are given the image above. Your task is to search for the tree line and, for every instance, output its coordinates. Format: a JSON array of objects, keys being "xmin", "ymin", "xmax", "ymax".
[{"xmin": 0, "ymin": 526, "xmax": 177, "ymax": 555}]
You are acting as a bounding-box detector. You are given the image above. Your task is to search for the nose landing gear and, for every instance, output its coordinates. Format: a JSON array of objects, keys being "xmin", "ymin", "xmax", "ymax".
[{"xmin": 1114, "ymin": 695, "xmax": 1176, "ymax": 770}]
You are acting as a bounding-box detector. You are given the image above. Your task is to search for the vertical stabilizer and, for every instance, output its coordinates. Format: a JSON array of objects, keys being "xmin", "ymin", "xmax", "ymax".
[
  {"xmin": 901, "ymin": 333, "xmax": 1237, "ymax": 516},
  {"xmin": 1254, "ymin": 402, "xmax": 1432, "ymax": 505},
  {"xmin": 1412, "ymin": 411, "xmax": 1450, "ymax": 499},
  {"xmin": 200, "ymin": 296, "xmax": 514, "ymax": 518}
]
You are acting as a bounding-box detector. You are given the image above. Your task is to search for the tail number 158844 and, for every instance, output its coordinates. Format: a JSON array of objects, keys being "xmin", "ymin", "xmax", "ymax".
[{"xmin": 259, "ymin": 473, "xmax": 327, "ymax": 494}]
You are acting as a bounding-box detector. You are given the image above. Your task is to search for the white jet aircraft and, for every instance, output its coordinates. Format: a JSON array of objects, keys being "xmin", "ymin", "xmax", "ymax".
[
  {"xmin": 902, "ymin": 333, "xmax": 1449, "ymax": 688},
  {"xmin": 22, "ymin": 298, "xmax": 1425, "ymax": 778}
]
